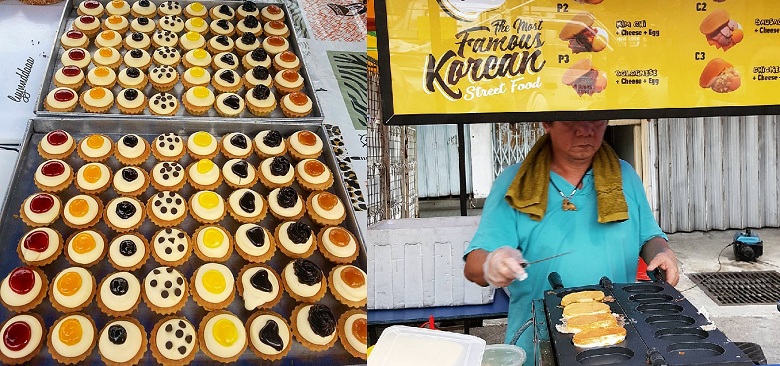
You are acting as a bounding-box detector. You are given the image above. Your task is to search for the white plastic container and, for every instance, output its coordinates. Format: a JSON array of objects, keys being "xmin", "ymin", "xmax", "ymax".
[
  {"xmin": 368, "ymin": 325, "xmax": 486, "ymax": 366},
  {"xmin": 480, "ymin": 344, "xmax": 527, "ymax": 366}
]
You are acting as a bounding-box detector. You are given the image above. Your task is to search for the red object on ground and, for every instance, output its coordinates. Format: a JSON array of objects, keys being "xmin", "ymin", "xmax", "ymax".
[
  {"xmin": 637, "ymin": 258, "xmax": 650, "ymax": 281},
  {"xmin": 420, "ymin": 315, "xmax": 437, "ymax": 330}
]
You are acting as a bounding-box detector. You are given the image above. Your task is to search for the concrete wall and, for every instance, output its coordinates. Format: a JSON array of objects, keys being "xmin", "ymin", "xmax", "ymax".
[{"xmin": 367, "ymin": 216, "xmax": 494, "ymax": 309}]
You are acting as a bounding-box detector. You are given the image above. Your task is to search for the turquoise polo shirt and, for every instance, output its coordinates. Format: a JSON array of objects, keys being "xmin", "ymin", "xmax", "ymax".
[{"xmin": 464, "ymin": 160, "xmax": 667, "ymax": 353}]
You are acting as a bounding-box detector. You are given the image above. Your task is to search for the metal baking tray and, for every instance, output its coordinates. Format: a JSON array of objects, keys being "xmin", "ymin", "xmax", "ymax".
[
  {"xmin": 0, "ymin": 117, "xmax": 365, "ymax": 365},
  {"xmin": 35, "ymin": 0, "xmax": 324, "ymax": 122}
]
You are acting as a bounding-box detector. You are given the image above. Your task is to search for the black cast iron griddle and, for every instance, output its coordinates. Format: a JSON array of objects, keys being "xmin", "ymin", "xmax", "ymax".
[{"xmin": 542, "ymin": 272, "xmax": 754, "ymax": 365}]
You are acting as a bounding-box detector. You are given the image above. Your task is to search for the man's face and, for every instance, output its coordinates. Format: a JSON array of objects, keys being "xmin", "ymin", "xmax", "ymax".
[{"xmin": 542, "ymin": 121, "xmax": 608, "ymax": 162}]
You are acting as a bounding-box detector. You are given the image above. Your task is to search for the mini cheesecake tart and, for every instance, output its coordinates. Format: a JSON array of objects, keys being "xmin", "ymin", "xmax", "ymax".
[
  {"xmin": 47, "ymin": 313, "xmax": 96, "ymax": 364},
  {"xmin": 274, "ymin": 70, "xmax": 304, "ymax": 94},
  {"xmin": 212, "ymin": 52, "xmax": 239, "ymax": 71},
  {"xmin": 243, "ymin": 48, "xmax": 271, "ymax": 69},
  {"xmin": 143, "ymin": 266, "xmax": 188, "ymax": 315},
  {"xmin": 95, "ymin": 30, "xmax": 122, "ymax": 49},
  {"xmin": 106, "ymin": 0, "xmax": 131, "ymax": 16},
  {"xmin": 222, "ymin": 159, "xmax": 257, "ymax": 189},
  {"xmin": 0, "ymin": 313, "xmax": 45, "ymax": 365},
  {"xmin": 151, "ymin": 133, "xmax": 185, "ymax": 161},
  {"xmin": 338, "ymin": 310, "xmax": 368, "ymax": 359},
  {"xmin": 235, "ymin": 32, "xmax": 260, "ymax": 55},
  {"xmin": 77, "ymin": 133, "xmax": 113, "ymax": 162},
  {"xmin": 265, "ymin": 20, "xmax": 291, "ymax": 38},
  {"xmin": 104, "ymin": 196, "xmax": 146, "ymax": 232},
  {"xmin": 151, "ymin": 161, "xmax": 187, "ymax": 191},
  {"xmin": 153, "ymin": 46, "xmax": 181, "ymax": 67},
  {"xmin": 183, "ymin": 48, "xmax": 211, "ymax": 69},
  {"xmin": 118, "ymin": 67, "xmax": 148, "ymax": 89},
  {"xmin": 102, "ymin": 15, "xmax": 130, "ymax": 34},
  {"xmin": 17, "ymin": 228, "xmax": 63, "ymax": 266},
  {"xmin": 210, "ymin": 4, "xmax": 236, "ymax": 20},
  {"xmin": 227, "ymin": 188, "xmax": 267, "ymax": 223},
  {"xmin": 148, "ymin": 91, "xmax": 179, "ymax": 115},
  {"xmin": 221, "ymin": 132, "xmax": 252, "ymax": 158},
  {"xmin": 288, "ymin": 130, "xmax": 323, "ymax": 160},
  {"xmin": 108, "ymin": 232, "xmax": 149, "ymax": 271},
  {"xmin": 296, "ymin": 158, "xmax": 333, "ymax": 191},
  {"xmin": 245, "ymin": 85, "xmax": 277, "ymax": 117},
  {"xmin": 150, "ymin": 228, "xmax": 191, "ymax": 266},
  {"xmin": 97, "ymin": 318, "xmax": 146, "ymax": 365},
  {"xmin": 187, "ymin": 159, "xmax": 222, "ymax": 190},
  {"xmin": 193, "ymin": 225, "xmax": 233, "ymax": 262},
  {"xmin": 209, "ymin": 19, "xmax": 235, "ymax": 37},
  {"xmin": 182, "ymin": 85, "xmax": 215, "ymax": 115},
  {"xmin": 273, "ymin": 51, "xmax": 300, "ymax": 73},
  {"xmin": 181, "ymin": 66, "xmax": 212, "ymax": 89},
  {"xmin": 147, "ymin": 191, "xmax": 187, "ymax": 227},
  {"xmin": 280, "ymin": 92, "xmax": 313, "ymax": 118},
  {"xmin": 259, "ymin": 156, "xmax": 295, "ymax": 189},
  {"xmin": 72, "ymin": 16, "xmax": 100, "ymax": 38},
  {"xmin": 112, "ymin": 166, "xmax": 149, "ymax": 196},
  {"xmin": 157, "ymin": 0, "xmax": 182, "ymax": 16},
  {"xmin": 117, "ymin": 88, "xmax": 148, "ymax": 115},
  {"xmin": 62, "ymin": 194, "xmax": 102, "ymax": 229},
  {"xmin": 243, "ymin": 65, "xmax": 273, "ymax": 89},
  {"xmin": 92, "ymin": 47, "xmax": 122, "ymax": 69},
  {"xmin": 189, "ymin": 190, "xmax": 226, "ymax": 224},
  {"xmin": 268, "ymin": 186, "xmax": 304, "ymax": 221},
  {"xmin": 215, "ymin": 93, "xmax": 245, "ymax": 117},
  {"xmin": 45, "ymin": 87, "xmax": 79, "ymax": 113},
  {"xmin": 152, "ymin": 29, "xmax": 178, "ymax": 48},
  {"xmin": 60, "ymin": 29, "xmax": 89, "ymax": 49},
  {"xmin": 212, "ymin": 69, "xmax": 241, "ymax": 93},
  {"xmin": 61, "ymin": 47, "xmax": 91, "ymax": 69},
  {"xmin": 282, "ymin": 259, "xmax": 325, "ymax": 303},
  {"xmin": 319, "ymin": 226, "xmax": 359, "ymax": 264},
  {"xmin": 234, "ymin": 223, "xmax": 275, "ymax": 262},
  {"xmin": 0, "ymin": 266, "xmax": 48, "ymax": 313},
  {"xmin": 149, "ymin": 65, "xmax": 179, "ymax": 91},
  {"xmin": 20, "ymin": 192, "xmax": 61, "ymax": 227},
  {"xmin": 207, "ymin": 35, "xmax": 234, "ymax": 54},
  {"xmin": 53, "ymin": 65, "xmax": 85, "ymax": 89},
  {"xmin": 237, "ymin": 0, "xmax": 260, "ymax": 19},
  {"xmin": 34, "ymin": 159, "xmax": 74, "ymax": 193},
  {"xmin": 123, "ymin": 49, "xmax": 152, "ymax": 71},
  {"xmin": 39, "ymin": 130, "xmax": 75, "ymax": 159},
  {"xmin": 150, "ymin": 316, "xmax": 198, "ymax": 365},
  {"xmin": 191, "ymin": 262, "xmax": 235, "ymax": 310},
  {"xmin": 75, "ymin": 162, "xmax": 111, "ymax": 194},
  {"xmin": 260, "ymin": 5, "xmax": 285, "ymax": 23},
  {"xmin": 262, "ymin": 35, "xmax": 290, "ymax": 56},
  {"xmin": 130, "ymin": 17, "xmax": 156, "ymax": 35},
  {"xmin": 131, "ymin": 0, "xmax": 156, "ymax": 17},
  {"xmin": 78, "ymin": 0, "xmax": 104, "ymax": 17},
  {"xmin": 49, "ymin": 267, "xmax": 95, "ymax": 312},
  {"xmin": 254, "ymin": 130, "xmax": 287, "ymax": 158},
  {"xmin": 198, "ymin": 311, "xmax": 247, "ymax": 363},
  {"xmin": 291, "ymin": 304, "xmax": 338, "ymax": 352},
  {"xmin": 330, "ymin": 265, "xmax": 367, "ymax": 308},
  {"xmin": 246, "ymin": 311, "xmax": 291, "ymax": 361},
  {"xmin": 180, "ymin": 31, "xmax": 206, "ymax": 51},
  {"xmin": 96, "ymin": 272, "xmax": 141, "ymax": 316},
  {"xmin": 237, "ymin": 264, "xmax": 282, "ymax": 310},
  {"xmin": 125, "ymin": 33, "xmax": 152, "ymax": 52},
  {"xmin": 237, "ymin": 15, "xmax": 263, "ymax": 36},
  {"xmin": 158, "ymin": 15, "xmax": 185, "ymax": 33},
  {"xmin": 81, "ymin": 86, "xmax": 115, "ymax": 113},
  {"xmin": 307, "ymin": 191, "xmax": 347, "ymax": 226},
  {"xmin": 116, "ymin": 134, "xmax": 151, "ymax": 165},
  {"xmin": 184, "ymin": 2, "xmax": 207, "ymax": 18},
  {"xmin": 275, "ymin": 221, "xmax": 316, "ymax": 258},
  {"xmin": 64, "ymin": 229, "xmax": 108, "ymax": 267},
  {"xmin": 186, "ymin": 131, "xmax": 219, "ymax": 159}
]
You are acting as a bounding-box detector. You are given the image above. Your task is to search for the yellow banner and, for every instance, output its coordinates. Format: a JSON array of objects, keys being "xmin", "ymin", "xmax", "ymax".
[{"xmin": 379, "ymin": 0, "xmax": 780, "ymax": 123}]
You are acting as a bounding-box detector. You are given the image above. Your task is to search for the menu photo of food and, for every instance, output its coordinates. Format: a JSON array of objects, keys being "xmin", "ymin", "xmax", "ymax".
[
  {"xmin": 559, "ymin": 13, "xmax": 608, "ymax": 54},
  {"xmin": 562, "ymin": 59, "xmax": 608, "ymax": 96},
  {"xmin": 700, "ymin": 9, "xmax": 743, "ymax": 51},
  {"xmin": 699, "ymin": 58, "xmax": 741, "ymax": 93}
]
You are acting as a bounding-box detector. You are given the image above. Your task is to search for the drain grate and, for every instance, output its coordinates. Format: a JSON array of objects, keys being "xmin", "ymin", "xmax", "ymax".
[{"xmin": 687, "ymin": 271, "xmax": 780, "ymax": 306}]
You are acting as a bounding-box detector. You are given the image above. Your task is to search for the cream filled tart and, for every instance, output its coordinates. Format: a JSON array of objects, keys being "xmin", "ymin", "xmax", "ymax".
[
  {"xmin": 237, "ymin": 15, "xmax": 262, "ymax": 36},
  {"xmin": 108, "ymin": 232, "xmax": 149, "ymax": 271},
  {"xmin": 288, "ymin": 130, "xmax": 323, "ymax": 160},
  {"xmin": 254, "ymin": 130, "xmax": 287, "ymax": 158},
  {"xmin": 186, "ymin": 131, "xmax": 219, "ymax": 159},
  {"xmin": 131, "ymin": 0, "xmax": 156, "ymax": 17},
  {"xmin": 72, "ymin": 16, "xmax": 100, "ymax": 39},
  {"xmin": 259, "ymin": 156, "xmax": 294, "ymax": 189},
  {"xmin": 47, "ymin": 313, "xmax": 96, "ymax": 364},
  {"xmin": 149, "ymin": 92, "xmax": 180, "ymax": 116},
  {"xmin": 63, "ymin": 194, "xmax": 102, "ymax": 229},
  {"xmin": 282, "ymin": 258, "xmax": 325, "ymax": 303},
  {"xmin": 54, "ymin": 65, "xmax": 85, "ymax": 89},
  {"xmin": 105, "ymin": 196, "xmax": 146, "ymax": 232},
  {"xmin": 212, "ymin": 52, "xmax": 239, "ymax": 70},
  {"xmin": 319, "ymin": 226, "xmax": 359, "ymax": 264},
  {"xmin": 39, "ymin": 130, "xmax": 75, "ymax": 159},
  {"xmin": 234, "ymin": 223, "xmax": 275, "ymax": 262},
  {"xmin": 0, "ymin": 266, "xmax": 47, "ymax": 313},
  {"xmin": 221, "ymin": 132, "xmax": 252, "ymax": 159},
  {"xmin": 149, "ymin": 65, "xmax": 178, "ymax": 92},
  {"xmin": 307, "ymin": 191, "xmax": 347, "ymax": 226},
  {"xmin": 181, "ymin": 65, "xmax": 211, "ymax": 88},
  {"xmin": 157, "ymin": 0, "xmax": 182, "ymax": 16},
  {"xmin": 222, "ymin": 159, "xmax": 257, "ymax": 189},
  {"xmin": 246, "ymin": 311, "xmax": 291, "ymax": 361},
  {"xmin": 209, "ymin": 19, "xmax": 235, "ymax": 37},
  {"xmin": 291, "ymin": 303, "xmax": 338, "ymax": 351},
  {"xmin": 150, "ymin": 316, "xmax": 198, "ymax": 365},
  {"xmin": 274, "ymin": 70, "xmax": 304, "ymax": 94},
  {"xmin": 182, "ymin": 86, "xmax": 215, "ymax": 115},
  {"xmin": 187, "ymin": 159, "xmax": 222, "ymax": 190},
  {"xmin": 117, "ymin": 88, "xmax": 148, "ymax": 115},
  {"xmin": 64, "ymin": 229, "xmax": 107, "ymax": 267},
  {"xmin": 96, "ymin": 272, "xmax": 141, "ymax": 316},
  {"xmin": 189, "ymin": 190, "xmax": 226, "ymax": 224},
  {"xmin": 151, "ymin": 133, "xmax": 185, "ymax": 161},
  {"xmin": 212, "ymin": 69, "xmax": 242, "ymax": 93},
  {"xmin": 329, "ymin": 265, "xmax": 367, "ymax": 308},
  {"xmin": 193, "ymin": 225, "xmax": 233, "ymax": 262},
  {"xmin": 207, "ymin": 34, "xmax": 234, "ymax": 54},
  {"xmin": 237, "ymin": 0, "xmax": 259, "ymax": 19},
  {"xmin": 17, "ymin": 227, "xmax": 63, "ymax": 266},
  {"xmin": 0, "ymin": 313, "xmax": 45, "ymax": 365},
  {"xmin": 245, "ymin": 85, "xmax": 277, "ymax": 117},
  {"xmin": 260, "ymin": 5, "xmax": 285, "ymax": 23},
  {"xmin": 158, "ymin": 15, "xmax": 185, "ymax": 33},
  {"xmin": 77, "ymin": 133, "xmax": 114, "ymax": 162},
  {"xmin": 75, "ymin": 162, "xmax": 112, "ymax": 194},
  {"xmin": 152, "ymin": 29, "xmax": 178, "ymax": 48},
  {"xmin": 280, "ymin": 92, "xmax": 313, "ymax": 118},
  {"xmin": 215, "ymin": 93, "xmax": 245, "ymax": 117},
  {"xmin": 130, "ymin": 18, "xmax": 155, "ymax": 35},
  {"xmin": 153, "ymin": 46, "xmax": 181, "ymax": 67},
  {"xmin": 184, "ymin": 2, "xmax": 206, "ymax": 18},
  {"xmin": 235, "ymin": 32, "xmax": 260, "ymax": 55},
  {"xmin": 243, "ymin": 48, "xmax": 271, "ymax": 70},
  {"xmin": 268, "ymin": 186, "xmax": 304, "ymax": 221},
  {"xmin": 151, "ymin": 228, "xmax": 191, "ymax": 266},
  {"xmin": 147, "ymin": 191, "xmax": 187, "ymax": 227},
  {"xmin": 34, "ymin": 159, "xmax": 73, "ymax": 193},
  {"xmin": 182, "ymin": 48, "xmax": 211, "ymax": 69},
  {"xmin": 296, "ymin": 158, "xmax": 333, "ymax": 191},
  {"xmin": 243, "ymin": 65, "xmax": 272, "ymax": 89},
  {"xmin": 49, "ymin": 267, "xmax": 95, "ymax": 312},
  {"xmin": 45, "ymin": 87, "xmax": 79, "ymax": 113},
  {"xmin": 338, "ymin": 310, "xmax": 368, "ymax": 360},
  {"xmin": 19, "ymin": 192, "xmax": 61, "ymax": 227},
  {"xmin": 113, "ymin": 166, "xmax": 149, "ymax": 196},
  {"xmin": 265, "ymin": 20, "xmax": 291, "ymax": 39},
  {"xmin": 191, "ymin": 262, "xmax": 235, "ymax": 310},
  {"xmin": 106, "ymin": 0, "xmax": 131, "ymax": 16},
  {"xmin": 80, "ymin": 86, "xmax": 115, "ymax": 113},
  {"xmin": 276, "ymin": 221, "xmax": 316, "ymax": 258},
  {"xmin": 227, "ymin": 188, "xmax": 267, "ymax": 223},
  {"xmin": 151, "ymin": 161, "xmax": 187, "ymax": 191},
  {"xmin": 98, "ymin": 318, "xmax": 147, "ymax": 365},
  {"xmin": 262, "ymin": 35, "xmax": 290, "ymax": 56},
  {"xmin": 210, "ymin": 4, "xmax": 235, "ymax": 20},
  {"xmin": 143, "ymin": 266, "xmax": 187, "ymax": 315},
  {"xmin": 237, "ymin": 263, "xmax": 282, "ymax": 310},
  {"xmin": 78, "ymin": 0, "xmax": 104, "ymax": 17},
  {"xmin": 198, "ymin": 311, "xmax": 247, "ymax": 363},
  {"xmin": 179, "ymin": 31, "xmax": 206, "ymax": 51},
  {"xmin": 103, "ymin": 15, "xmax": 130, "ymax": 34},
  {"xmin": 184, "ymin": 16, "xmax": 208, "ymax": 33},
  {"xmin": 123, "ymin": 49, "xmax": 152, "ymax": 72},
  {"xmin": 92, "ymin": 47, "xmax": 122, "ymax": 69},
  {"xmin": 115, "ymin": 133, "xmax": 150, "ymax": 165},
  {"xmin": 95, "ymin": 30, "xmax": 122, "ymax": 49}
]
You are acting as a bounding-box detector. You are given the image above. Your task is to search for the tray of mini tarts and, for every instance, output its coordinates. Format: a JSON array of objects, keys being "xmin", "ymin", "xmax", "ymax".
[
  {"xmin": 35, "ymin": 0, "xmax": 323, "ymax": 122},
  {"xmin": 0, "ymin": 117, "xmax": 366, "ymax": 365}
]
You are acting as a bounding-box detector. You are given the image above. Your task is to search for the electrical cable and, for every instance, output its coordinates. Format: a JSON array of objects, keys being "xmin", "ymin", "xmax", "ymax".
[
  {"xmin": 0, "ymin": 145, "xmax": 19, "ymax": 152},
  {"xmin": 679, "ymin": 242, "xmax": 733, "ymax": 293}
]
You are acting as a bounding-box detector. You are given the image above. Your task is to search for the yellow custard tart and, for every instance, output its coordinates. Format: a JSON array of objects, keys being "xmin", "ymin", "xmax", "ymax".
[{"xmin": 183, "ymin": 48, "xmax": 212, "ymax": 69}]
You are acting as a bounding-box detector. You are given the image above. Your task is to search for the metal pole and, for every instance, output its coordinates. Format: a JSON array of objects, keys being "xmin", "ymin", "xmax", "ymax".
[{"xmin": 458, "ymin": 123, "xmax": 467, "ymax": 216}]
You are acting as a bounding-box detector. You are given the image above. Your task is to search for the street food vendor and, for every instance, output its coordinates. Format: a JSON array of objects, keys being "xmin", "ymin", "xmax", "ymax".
[{"xmin": 463, "ymin": 120, "xmax": 679, "ymax": 352}]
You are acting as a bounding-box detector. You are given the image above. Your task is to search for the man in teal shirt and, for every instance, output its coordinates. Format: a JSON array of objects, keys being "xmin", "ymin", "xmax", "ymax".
[{"xmin": 463, "ymin": 121, "xmax": 679, "ymax": 353}]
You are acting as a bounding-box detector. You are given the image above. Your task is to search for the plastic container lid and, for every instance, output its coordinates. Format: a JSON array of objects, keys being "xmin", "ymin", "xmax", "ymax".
[
  {"xmin": 368, "ymin": 325, "xmax": 486, "ymax": 366},
  {"xmin": 481, "ymin": 344, "xmax": 527, "ymax": 366}
]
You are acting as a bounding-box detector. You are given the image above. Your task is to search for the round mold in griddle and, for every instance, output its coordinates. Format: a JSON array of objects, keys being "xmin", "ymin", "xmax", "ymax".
[
  {"xmin": 575, "ymin": 347, "xmax": 635, "ymax": 365},
  {"xmin": 666, "ymin": 342, "xmax": 725, "ymax": 357},
  {"xmin": 621, "ymin": 284, "xmax": 664, "ymax": 293},
  {"xmin": 636, "ymin": 303, "xmax": 684, "ymax": 315},
  {"xmin": 628, "ymin": 293, "xmax": 673, "ymax": 304},
  {"xmin": 654, "ymin": 327, "xmax": 709, "ymax": 342},
  {"xmin": 645, "ymin": 314, "xmax": 696, "ymax": 328}
]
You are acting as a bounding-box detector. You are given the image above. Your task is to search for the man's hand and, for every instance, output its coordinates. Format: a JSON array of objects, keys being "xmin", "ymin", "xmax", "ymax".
[
  {"xmin": 482, "ymin": 246, "xmax": 528, "ymax": 287},
  {"xmin": 642, "ymin": 237, "xmax": 680, "ymax": 286}
]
